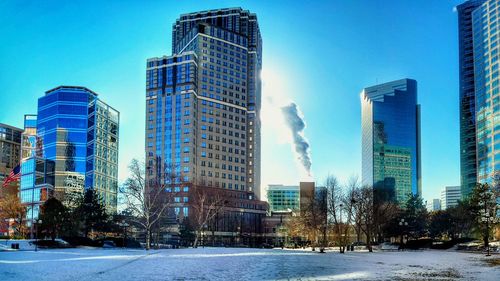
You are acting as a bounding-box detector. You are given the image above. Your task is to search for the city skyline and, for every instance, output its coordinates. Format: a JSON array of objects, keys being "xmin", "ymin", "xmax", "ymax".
[{"xmin": 0, "ymin": 0, "xmax": 465, "ymax": 202}]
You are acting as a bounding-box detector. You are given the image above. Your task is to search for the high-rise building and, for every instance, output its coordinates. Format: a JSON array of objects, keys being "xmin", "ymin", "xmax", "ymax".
[
  {"xmin": 0, "ymin": 123, "xmax": 22, "ymax": 196},
  {"xmin": 441, "ymin": 185, "xmax": 461, "ymax": 210},
  {"xmin": 471, "ymin": 0, "xmax": 500, "ymax": 187},
  {"xmin": 457, "ymin": 0, "xmax": 485, "ymax": 198},
  {"xmin": 361, "ymin": 79, "xmax": 421, "ymax": 204},
  {"xmin": 146, "ymin": 8, "xmax": 267, "ymax": 244},
  {"xmin": 267, "ymin": 184, "xmax": 300, "ymax": 212},
  {"xmin": 34, "ymin": 86, "xmax": 119, "ymax": 213},
  {"xmin": 147, "ymin": 9, "xmax": 262, "ymax": 199}
]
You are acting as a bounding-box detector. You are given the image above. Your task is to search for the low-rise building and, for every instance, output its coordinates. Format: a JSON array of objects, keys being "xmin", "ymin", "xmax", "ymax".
[
  {"xmin": 441, "ymin": 186, "xmax": 461, "ymax": 210},
  {"xmin": 426, "ymin": 198, "xmax": 441, "ymax": 212}
]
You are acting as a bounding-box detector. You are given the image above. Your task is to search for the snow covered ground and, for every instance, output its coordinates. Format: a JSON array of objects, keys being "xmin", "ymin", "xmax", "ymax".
[{"xmin": 0, "ymin": 247, "xmax": 498, "ymax": 280}]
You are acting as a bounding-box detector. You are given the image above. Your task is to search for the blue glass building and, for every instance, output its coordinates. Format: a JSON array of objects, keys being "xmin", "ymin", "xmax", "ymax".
[
  {"xmin": 33, "ymin": 86, "xmax": 119, "ymax": 212},
  {"xmin": 19, "ymin": 156, "xmax": 55, "ymax": 229},
  {"xmin": 472, "ymin": 0, "xmax": 500, "ymax": 186},
  {"xmin": 458, "ymin": 0, "xmax": 485, "ymax": 198},
  {"xmin": 361, "ymin": 79, "xmax": 421, "ymax": 204}
]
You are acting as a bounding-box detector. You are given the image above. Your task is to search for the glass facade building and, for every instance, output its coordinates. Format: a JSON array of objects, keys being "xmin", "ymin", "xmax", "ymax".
[
  {"xmin": 267, "ymin": 185, "xmax": 300, "ymax": 212},
  {"xmin": 19, "ymin": 156, "xmax": 55, "ymax": 224},
  {"xmin": 146, "ymin": 8, "xmax": 263, "ymax": 220},
  {"xmin": 34, "ymin": 86, "xmax": 119, "ymax": 213},
  {"xmin": 472, "ymin": 0, "xmax": 500, "ymax": 187},
  {"xmin": 458, "ymin": 0, "xmax": 486, "ymax": 198},
  {"xmin": 361, "ymin": 79, "xmax": 421, "ymax": 204}
]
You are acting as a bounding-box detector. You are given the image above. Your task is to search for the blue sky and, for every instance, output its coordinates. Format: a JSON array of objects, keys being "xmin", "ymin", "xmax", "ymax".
[{"xmin": 0, "ymin": 0, "xmax": 464, "ymax": 202}]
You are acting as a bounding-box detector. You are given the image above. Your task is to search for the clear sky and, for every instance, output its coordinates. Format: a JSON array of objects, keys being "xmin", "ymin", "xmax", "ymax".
[{"xmin": 0, "ymin": 0, "xmax": 464, "ymax": 202}]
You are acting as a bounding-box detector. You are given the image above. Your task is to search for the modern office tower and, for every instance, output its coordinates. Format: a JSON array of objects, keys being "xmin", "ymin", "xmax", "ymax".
[
  {"xmin": 35, "ymin": 86, "xmax": 119, "ymax": 212},
  {"xmin": 361, "ymin": 79, "xmax": 421, "ymax": 204},
  {"xmin": 441, "ymin": 186, "xmax": 461, "ymax": 210},
  {"xmin": 0, "ymin": 123, "xmax": 22, "ymax": 196},
  {"xmin": 147, "ymin": 8, "xmax": 262, "ymax": 197},
  {"xmin": 85, "ymin": 96, "xmax": 120, "ymax": 213},
  {"xmin": 267, "ymin": 184, "xmax": 300, "ymax": 212},
  {"xmin": 472, "ymin": 0, "xmax": 500, "ymax": 187},
  {"xmin": 146, "ymin": 8, "xmax": 266, "ymax": 245},
  {"xmin": 457, "ymin": 0, "xmax": 485, "ymax": 199},
  {"xmin": 426, "ymin": 198, "xmax": 442, "ymax": 212}
]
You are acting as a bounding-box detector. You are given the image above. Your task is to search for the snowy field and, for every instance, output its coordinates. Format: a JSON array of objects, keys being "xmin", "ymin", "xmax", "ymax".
[{"xmin": 0, "ymin": 247, "xmax": 499, "ymax": 281}]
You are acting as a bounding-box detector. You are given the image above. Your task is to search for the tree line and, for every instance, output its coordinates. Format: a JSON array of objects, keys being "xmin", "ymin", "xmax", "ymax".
[{"xmin": 286, "ymin": 175, "xmax": 499, "ymax": 252}]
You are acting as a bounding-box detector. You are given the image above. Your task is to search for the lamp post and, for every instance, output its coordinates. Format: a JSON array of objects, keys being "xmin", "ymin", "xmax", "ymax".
[
  {"xmin": 339, "ymin": 203, "xmax": 343, "ymax": 252},
  {"xmin": 480, "ymin": 213, "xmax": 495, "ymax": 257},
  {"xmin": 201, "ymin": 223, "xmax": 207, "ymax": 248},
  {"xmin": 35, "ymin": 219, "xmax": 42, "ymax": 252},
  {"xmin": 399, "ymin": 218, "xmax": 408, "ymax": 251},
  {"xmin": 119, "ymin": 220, "xmax": 129, "ymax": 248}
]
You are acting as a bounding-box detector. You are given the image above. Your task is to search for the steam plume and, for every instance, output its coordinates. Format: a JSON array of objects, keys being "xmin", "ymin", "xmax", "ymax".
[{"xmin": 281, "ymin": 102, "xmax": 312, "ymax": 175}]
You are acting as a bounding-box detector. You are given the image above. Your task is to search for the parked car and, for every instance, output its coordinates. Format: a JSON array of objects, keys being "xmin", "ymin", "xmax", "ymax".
[
  {"xmin": 261, "ymin": 243, "xmax": 273, "ymax": 249},
  {"xmin": 102, "ymin": 240, "xmax": 116, "ymax": 248}
]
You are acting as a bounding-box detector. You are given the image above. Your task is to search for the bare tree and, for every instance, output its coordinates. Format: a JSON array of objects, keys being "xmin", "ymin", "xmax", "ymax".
[
  {"xmin": 191, "ymin": 185, "xmax": 226, "ymax": 248},
  {"xmin": 372, "ymin": 190, "xmax": 401, "ymax": 243},
  {"xmin": 121, "ymin": 159, "xmax": 174, "ymax": 250},
  {"xmin": 353, "ymin": 185, "xmax": 375, "ymax": 252},
  {"xmin": 326, "ymin": 175, "xmax": 357, "ymax": 253}
]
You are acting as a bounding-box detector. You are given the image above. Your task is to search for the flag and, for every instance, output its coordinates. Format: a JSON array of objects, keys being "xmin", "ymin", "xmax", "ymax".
[{"xmin": 2, "ymin": 164, "xmax": 21, "ymax": 187}]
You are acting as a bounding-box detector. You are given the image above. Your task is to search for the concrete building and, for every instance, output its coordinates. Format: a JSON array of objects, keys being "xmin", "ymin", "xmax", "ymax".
[
  {"xmin": 145, "ymin": 8, "xmax": 266, "ymax": 245},
  {"xmin": 426, "ymin": 198, "xmax": 442, "ymax": 212},
  {"xmin": 361, "ymin": 79, "xmax": 421, "ymax": 204},
  {"xmin": 0, "ymin": 123, "xmax": 22, "ymax": 197},
  {"xmin": 267, "ymin": 184, "xmax": 300, "ymax": 212},
  {"xmin": 146, "ymin": 8, "xmax": 262, "ymax": 198},
  {"xmin": 441, "ymin": 186, "xmax": 461, "ymax": 210},
  {"xmin": 457, "ymin": 0, "xmax": 485, "ymax": 198}
]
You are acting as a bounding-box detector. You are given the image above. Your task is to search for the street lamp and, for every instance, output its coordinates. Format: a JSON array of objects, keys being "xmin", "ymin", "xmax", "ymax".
[
  {"xmin": 480, "ymin": 213, "xmax": 497, "ymax": 257},
  {"xmin": 201, "ymin": 223, "xmax": 207, "ymax": 248},
  {"xmin": 35, "ymin": 219, "xmax": 42, "ymax": 252},
  {"xmin": 399, "ymin": 218, "xmax": 408, "ymax": 250},
  {"xmin": 119, "ymin": 220, "xmax": 129, "ymax": 248},
  {"xmin": 339, "ymin": 203, "xmax": 344, "ymax": 252}
]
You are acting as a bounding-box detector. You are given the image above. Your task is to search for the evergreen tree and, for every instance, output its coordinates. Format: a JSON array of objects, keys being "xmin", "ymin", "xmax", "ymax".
[
  {"xmin": 429, "ymin": 210, "xmax": 452, "ymax": 239},
  {"xmin": 469, "ymin": 182, "xmax": 498, "ymax": 250},
  {"xmin": 75, "ymin": 189, "xmax": 109, "ymax": 238},
  {"xmin": 403, "ymin": 194, "xmax": 428, "ymax": 239},
  {"xmin": 39, "ymin": 197, "xmax": 69, "ymax": 240}
]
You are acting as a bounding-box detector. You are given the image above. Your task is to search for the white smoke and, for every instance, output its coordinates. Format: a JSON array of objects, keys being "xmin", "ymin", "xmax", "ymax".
[{"xmin": 281, "ymin": 102, "xmax": 312, "ymax": 175}]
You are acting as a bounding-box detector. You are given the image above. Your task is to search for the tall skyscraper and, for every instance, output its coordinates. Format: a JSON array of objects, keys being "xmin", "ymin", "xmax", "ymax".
[
  {"xmin": 361, "ymin": 79, "xmax": 421, "ymax": 204},
  {"xmin": 34, "ymin": 86, "xmax": 119, "ymax": 213},
  {"xmin": 471, "ymin": 0, "xmax": 500, "ymax": 187},
  {"xmin": 146, "ymin": 8, "xmax": 262, "ymax": 197},
  {"xmin": 146, "ymin": 8, "xmax": 266, "ymax": 244},
  {"xmin": 457, "ymin": 0, "xmax": 485, "ymax": 198}
]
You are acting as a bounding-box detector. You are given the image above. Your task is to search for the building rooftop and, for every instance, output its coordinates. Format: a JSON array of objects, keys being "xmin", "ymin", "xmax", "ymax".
[
  {"xmin": 45, "ymin": 86, "xmax": 99, "ymax": 97},
  {"xmin": 362, "ymin": 78, "xmax": 416, "ymax": 103}
]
